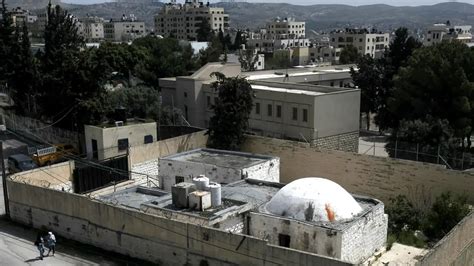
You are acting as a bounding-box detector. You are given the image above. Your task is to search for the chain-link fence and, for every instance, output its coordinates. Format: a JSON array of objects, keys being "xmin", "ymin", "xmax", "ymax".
[{"xmin": 360, "ymin": 139, "xmax": 474, "ymax": 170}]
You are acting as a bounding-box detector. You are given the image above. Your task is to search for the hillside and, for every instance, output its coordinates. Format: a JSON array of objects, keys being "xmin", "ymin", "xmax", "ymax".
[{"xmin": 7, "ymin": 1, "xmax": 474, "ymax": 32}]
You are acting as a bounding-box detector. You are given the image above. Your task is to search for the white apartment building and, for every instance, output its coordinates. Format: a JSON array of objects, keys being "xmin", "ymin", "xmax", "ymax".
[
  {"xmin": 9, "ymin": 7, "xmax": 37, "ymax": 27},
  {"xmin": 78, "ymin": 16, "xmax": 105, "ymax": 42},
  {"xmin": 159, "ymin": 63, "xmax": 360, "ymax": 152},
  {"xmin": 247, "ymin": 18, "xmax": 309, "ymax": 53},
  {"xmin": 330, "ymin": 28, "xmax": 389, "ymax": 58},
  {"xmin": 104, "ymin": 15, "xmax": 146, "ymax": 42},
  {"xmin": 424, "ymin": 23, "xmax": 473, "ymax": 46},
  {"xmin": 154, "ymin": 0, "xmax": 229, "ymax": 40}
]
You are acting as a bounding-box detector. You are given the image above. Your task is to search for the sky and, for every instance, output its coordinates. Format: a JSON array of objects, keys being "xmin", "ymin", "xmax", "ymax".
[{"xmin": 61, "ymin": 0, "xmax": 474, "ymax": 6}]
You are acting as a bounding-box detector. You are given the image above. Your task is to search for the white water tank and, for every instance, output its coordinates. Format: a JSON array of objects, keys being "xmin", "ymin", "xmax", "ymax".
[
  {"xmin": 193, "ymin": 175, "xmax": 210, "ymax": 191},
  {"xmin": 208, "ymin": 182, "xmax": 222, "ymax": 207}
]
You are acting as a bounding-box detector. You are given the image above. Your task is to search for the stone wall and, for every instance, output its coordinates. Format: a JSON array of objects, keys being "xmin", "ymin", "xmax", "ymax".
[
  {"xmin": 129, "ymin": 130, "xmax": 208, "ymax": 166},
  {"xmin": 241, "ymin": 135, "xmax": 474, "ymax": 204},
  {"xmin": 7, "ymin": 180, "xmax": 354, "ymax": 266},
  {"xmin": 417, "ymin": 211, "xmax": 474, "ymax": 266},
  {"xmin": 9, "ymin": 161, "xmax": 74, "ymax": 191},
  {"xmin": 312, "ymin": 131, "xmax": 359, "ymax": 153}
]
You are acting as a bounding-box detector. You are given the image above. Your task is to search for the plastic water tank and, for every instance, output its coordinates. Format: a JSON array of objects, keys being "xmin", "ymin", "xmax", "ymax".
[
  {"xmin": 193, "ymin": 175, "xmax": 210, "ymax": 191},
  {"xmin": 208, "ymin": 182, "xmax": 222, "ymax": 207}
]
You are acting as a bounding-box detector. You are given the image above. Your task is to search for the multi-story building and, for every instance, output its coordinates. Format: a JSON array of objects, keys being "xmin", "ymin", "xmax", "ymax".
[
  {"xmin": 247, "ymin": 18, "xmax": 309, "ymax": 53},
  {"xmin": 330, "ymin": 28, "xmax": 389, "ymax": 58},
  {"xmin": 291, "ymin": 46, "xmax": 342, "ymax": 65},
  {"xmin": 9, "ymin": 7, "xmax": 37, "ymax": 27},
  {"xmin": 104, "ymin": 15, "xmax": 146, "ymax": 42},
  {"xmin": 154, "ymin": 0, "xmax": 229, "ymax": 40},
  {"xmin": 424, "ymin": 22, "xmax": 473, "ymax": 46},
  {"xmin": 159, "ymin": 62, "xmax": 360, "ymax": 152},
  {"xmin": 77, "ymin": 16, "xmax": 105, "ymax": 42}
]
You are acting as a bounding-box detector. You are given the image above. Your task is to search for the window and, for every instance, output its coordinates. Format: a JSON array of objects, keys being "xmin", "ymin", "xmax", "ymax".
[
  {"xmin": 339, "ymin": 81, "xmax": 343, "ymax": 87},
  {"xmin": 278, "ymin": 234, "xmax": 291, "ymax": 248},
  {"xmin": 144, "ymin": 135, "xmax": 153, "ymax": 144},
  {"xmin": 303, "ymin": 109, "xmax": 308, "ymax": 122},
  {"xmin": 276, "ymin": 105, "xmax": 282, "ymax": 118},
  {"xmin": 330, "ymin": 81, "xmax": 334, "ymax": 87},
  {"xmin": 118, "ymin": 138, "xmax": 129, "ymax": 151},
  {"xmin": 255, "ymin": 102, "xmax": 260, "ymax": 115},
  {"xmin": 184, "ymin": 92, "xmax": 187, "ymax": 98},
  {"xmin": 184, "ymin": 105, "xmax": 188, "ymax": 120},
  {"xmin": 175, "ymin": 176, "xmax": 185, "ymax": 184},
  {"xmin": 292, "ymin": 107, "xmax": 298, "ymax": 120},
  {"xmin": 267, "ymin": 104, "xmax": 272, "ymax": 116}
]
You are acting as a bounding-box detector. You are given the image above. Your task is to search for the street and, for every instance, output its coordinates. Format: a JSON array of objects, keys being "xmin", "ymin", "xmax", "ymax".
[{"xmin": 0, "ymin": 176, "xmax": 152, "ymax": 265}]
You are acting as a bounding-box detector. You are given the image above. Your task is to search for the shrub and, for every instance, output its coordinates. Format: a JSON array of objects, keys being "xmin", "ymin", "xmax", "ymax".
[{"xmin": 386, "ymin": 195, "xmax": 422, "ymax": 234}]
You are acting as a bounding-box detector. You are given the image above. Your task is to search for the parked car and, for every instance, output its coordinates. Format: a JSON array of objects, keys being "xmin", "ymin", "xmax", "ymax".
[{"xmin": 8, "ymin": 154, "xmax": 37, "ymax": 173}]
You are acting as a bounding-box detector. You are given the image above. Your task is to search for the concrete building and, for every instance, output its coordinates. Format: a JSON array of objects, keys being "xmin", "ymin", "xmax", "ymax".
[
  {"xmin": 9, "ymin": 7, "xmax": 37, "ymax": 27},
  {"xmin": 291, "ymin": 46, "xmax": 342, "ymax": 65},
  {"xmin": 158, "ymin": 148, "xmax": 280, "ymax": 191},
  {"xmin": 78, "ymin": 16, "xmax": 105, "ymax": 42},
  {"xmin": 247, "ymin": 18, "xmax": 309, "ymax": 53},
  {"xmin": 104, "ymin": 15, "xmax": 146, "ymax": 42},
  {"xmin": 84, "ymin": 120, "xmax": 157, "ymax": 160},
  {"xmin": 154, "ymin": 0, "xmax": 230, "ymax": 40},
  {"xmin": 424, "ymin": 23, "xmax": 473, "ymax": 46},
  {"xmin": 330, "ymin": 28, "xmax": 389, "ymax": 58},
  {"xmin": 159, "ymin": 63, "xmax": 359, "ymax": 152}
]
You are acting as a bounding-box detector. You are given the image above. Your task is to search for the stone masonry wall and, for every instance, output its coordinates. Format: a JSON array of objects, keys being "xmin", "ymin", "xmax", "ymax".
[
  {"xmin": 7, "ymin": 180, "xmax": 354, "ymax": 266},
  {"xmin": 312, "ymin": 131, "xmax": 359, "ymax": 153},
  {"xmin": 241, "ymin": 135, "xmax": 474, "ymax": 204}
]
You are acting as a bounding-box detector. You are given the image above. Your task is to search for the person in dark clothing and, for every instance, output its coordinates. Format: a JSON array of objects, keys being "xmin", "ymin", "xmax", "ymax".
[{"xmin": 34, "ymin": 236, "xmax": 45, "ymax": 260}]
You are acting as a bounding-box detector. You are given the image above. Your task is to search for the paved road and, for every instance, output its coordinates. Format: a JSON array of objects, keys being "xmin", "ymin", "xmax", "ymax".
[{"xmin": 0, "ymin": 175, "xmax": 151, "ymax": 265}]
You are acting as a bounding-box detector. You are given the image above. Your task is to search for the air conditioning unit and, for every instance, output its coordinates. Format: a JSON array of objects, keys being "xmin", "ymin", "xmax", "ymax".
[{"xmin": 115, "ymin": 121, "xmax": 124, "ymax": 127}]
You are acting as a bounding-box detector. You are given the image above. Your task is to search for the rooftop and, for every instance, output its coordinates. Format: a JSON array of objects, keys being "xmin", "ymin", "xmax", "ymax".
[{"xmin": 160, "ymin": 148, "xmax": 277, "ymax": 169}]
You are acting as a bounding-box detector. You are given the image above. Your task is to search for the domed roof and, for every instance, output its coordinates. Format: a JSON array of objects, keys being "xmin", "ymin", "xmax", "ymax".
[{"xmin": 265, "ymin": 177, "xmax": 362, "ymax": 222}]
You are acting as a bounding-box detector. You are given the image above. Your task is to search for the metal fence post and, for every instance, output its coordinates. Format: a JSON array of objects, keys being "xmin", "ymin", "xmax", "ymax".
[
  {"xmin": 416, "ymin": 143, "xmax": 419, "ymax": 161},
  {"xmin": 394, "ymin": 140, "xmax": 398, "ymax": 159},
  {"xmin": 373, "ymin": 142, "xmax": 376, "ymax": 156},
  {"xmin": 437, "ymin": 145, "xmax": 440, "ymax": 164},
  {"xmin": 462, "ymin": 152, "xmax": 465, "ymax": 170}
]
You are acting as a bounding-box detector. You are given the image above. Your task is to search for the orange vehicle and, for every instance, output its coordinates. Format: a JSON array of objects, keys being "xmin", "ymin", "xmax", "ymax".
[{"xmin": 31, "ymin": 144, "xmax": 78, "ymax": 166}]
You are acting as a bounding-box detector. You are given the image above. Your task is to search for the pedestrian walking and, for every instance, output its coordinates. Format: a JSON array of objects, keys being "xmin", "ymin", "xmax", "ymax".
[
  {"xmin": 34, "ymin": 236, "xmax": 45, "ymax": 260},
  {"xmin": 46, "ymin": 231, "xmax": 56, "ymax": 256}
]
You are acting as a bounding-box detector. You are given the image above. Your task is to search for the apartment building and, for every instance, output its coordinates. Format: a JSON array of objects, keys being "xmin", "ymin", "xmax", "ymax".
[
  {"xmin": 154, "ymin": 0, "xmax": 229, "ymax": 40},
  {"xmin": 291, "ymin": 46, "xmax": 342, "ymax": 65},
  {"xmin": 330, "ymin": 28, "xmax": 389, "ymax": 58},
  {"xmin": 104, "ymin": 15, "xmax": 146, "ymax": 42},
  {"xmin": 247, "ymin": 18, "xmax": 309, "ymax": 53},
  {"xmin": 77, "ymin": 16, "xmax": 104, "ymax": 42},
  {"xmin": 424, "ymin": 22, "xmax": 473, "ymax": 46},
  {"xmin": 9, "ymin": 7, "xmax": 37, "ymax": 27},
  {"xmin": 159, "ymin": 63, "xmax": 359, "ymax": 152}
]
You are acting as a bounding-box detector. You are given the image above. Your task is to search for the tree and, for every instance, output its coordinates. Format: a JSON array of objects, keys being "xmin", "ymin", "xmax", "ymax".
[
  {"xmin": 10, "ymin": 22, "xmax": 39, "ymax": 115},
  {"xmin": 196, "ymin": 18, "xmax": 212, "ymax": 42},
  {"xmin": 232, "ymin": 30, "xmax": 245, "ymax": 50},
  {"xmin": 339, "ymin": 45, "xmax": 359, "ymax": 64},
  {"xmin": 239, "ymin": 49, "xmax": 259, "ymax": 71},
  {"xmin": 387, "ymin": 41, "xmax": 474, "ymax": 149},
  {"xmin": 134, "ymin": 37, "xmax": 196, "ymax": 89},
  {"xmin": 207, "ymin": 73, "xmax": 254, "ymax": 150},
  {"xmin": 0, "ymin": 0, "xmax": 16, "ymax": 86},
  {"xmin": 198, "ymin": 36, "xmax": 223, "ymax": 66},
  {"xmin": 350, "ymin": 55, "xmax": 382, "ymax": 130},
  {"xmin": 423, "ymin": 192, "xmax": 470, "ymax": 241},
  {"xmin": 376, "ymin": 28, "xmax": 422, "ymax": 130}
]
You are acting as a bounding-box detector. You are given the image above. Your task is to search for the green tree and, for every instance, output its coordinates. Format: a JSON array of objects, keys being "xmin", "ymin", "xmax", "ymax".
[
  {"xmin": 239, "ymin": 49, "xmax": 259, "ymax": 71},
  {"xmin": 107, "ymin": 86, "xmax": 161, "ymax": 121},
  {"xmin": 350, "ymin": 55, "xmax": 382, "ymax": 130},
  {"xmin": 232, "ymin": 30, "xmax": 245, "ymax": 50},
  {"xmin": 376, "ymin": 28, "xmax": 422, "ymax": 130},
  {"xmin": 388, "ymin": 41, "xmax": 474, "ymax": 148},
  {"xmin": 423, "ymin": 192, "xmax": 470, "ymax": 241},
  {"xmin": 10, "ymin": 22, "xmax": 39, "ymax": 115},
  {"xmin": 196, "ymin": 18, "xmax": 212, "ymax": 42},
  {"xmin": 207, "ymin": 73, "xmax": 254, "ymax": 150},
  {"xmin": 198, "ymin": 36, "xmax": 223, "ymax": 66},
  {"xmin": 339, "ymin": 45, "xmax": 359, "ymax": 64},
  {"xmin": 0, "ymin": 0, "xmax": 16, "ymax": 86},
  {"xmin": 134, "ymin": 37, "xmax": 196, "ymax": 89},
  {"xmin": 386, "ymin": 195, "xmax": 422, "ymax": 234}
]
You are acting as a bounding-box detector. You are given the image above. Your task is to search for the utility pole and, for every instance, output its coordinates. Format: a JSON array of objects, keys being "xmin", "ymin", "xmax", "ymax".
[{"xmin": 1, "ymin": 141, "xmax": 10, "ymax": 219}]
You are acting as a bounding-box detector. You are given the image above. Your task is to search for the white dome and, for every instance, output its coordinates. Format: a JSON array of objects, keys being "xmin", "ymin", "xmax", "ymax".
[{"xmin": 265, "ymin": 177, "xmax": 362, "ymax": 222}]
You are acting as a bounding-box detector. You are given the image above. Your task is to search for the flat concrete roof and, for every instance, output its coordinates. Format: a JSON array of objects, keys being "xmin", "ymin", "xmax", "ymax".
[
  {"xmin": 252, "ymin": 84, "xmax": 325, "ymax": 96},
  {"xmin": 98, "ymin": 186, "xmax": 168, "ymax": 209},
  {"xmin": 160, "ymin": 148, "xmax": 277, "ymax": 169},
  {"xmin": 244, "ymin": 64, "xmax": 355, "ymax": 81}
]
